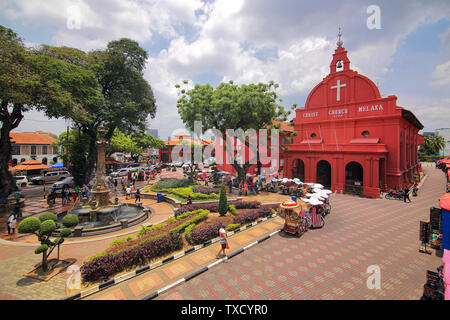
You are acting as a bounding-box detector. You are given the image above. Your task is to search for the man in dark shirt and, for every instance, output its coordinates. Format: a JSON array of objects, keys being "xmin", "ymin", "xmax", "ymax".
[{"xmin": 403, "ymin": 186, "xmax": 411, "ymax": 203}]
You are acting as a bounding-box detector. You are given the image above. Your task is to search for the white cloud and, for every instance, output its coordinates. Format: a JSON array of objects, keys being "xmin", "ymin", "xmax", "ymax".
[
  {"xmin": 4, "ymin": 0, "xmax": 450, "ymax": 138},
  {"xmin": 430, "ymin": 60, "xmax": 450, "ymax": 86}
]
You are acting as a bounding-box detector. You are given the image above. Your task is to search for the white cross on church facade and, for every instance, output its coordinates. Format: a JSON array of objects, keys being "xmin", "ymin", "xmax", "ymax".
[{"xmin": 331, "ymin": 80, "xmax": 346, "ymax": 102}]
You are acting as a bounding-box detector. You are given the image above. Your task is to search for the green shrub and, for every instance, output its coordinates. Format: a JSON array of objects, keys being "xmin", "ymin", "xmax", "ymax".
[
  {"xmin": 110, "ymin": 237, "xmax": 132, "ymax": 247},
  {"xmin": 18, "ymin": 217, "xmax": 41, "ymax": 234},
  {"xmin": 185, "ymin": 223, "xmax": 196, "ymax": 244},
  {"xmin": 139, "ymin": 233, "xmax": 168, "ymax": 246},
  {"xmin": 170, "ymin": 211, "xmax": 209, "ymax": 234},
  {"xmin": 228, "ymin": 205, "xmax": 238, "ymax": 216},
  {"xmin": 39, "ymin": 212, "xmax": 58, "ymax": 223},
  {"xmin": 39, "ymin": 219, "xmax": 56, "ymax": 235},
  {"xmin": 152, "ymin": 179, "xmax": 195, "ymax": 190},
  {"xmin": 62, "ymin": 214, "xmax": 79, "ymax": 228},
  {"xmin": 60, "ymin": 228, "xmax": 72, "ymax": 238},
  {"xmin": 166, "ymin": 217, "xmax": 176, "ymax": 224},
  {"xmin": 227, "ymin": 223, "xmax": 241, "ymax": 231},
  {"xmin": 87, "ymin": 251, "xmax": 108, "ymax": 262},
  {"xmin": 218, "ymin": 184, "xmax": 228, "ymax": 217},
  {"xmin": 35, "ymin": 244, "xmax": 48, "ymax": 254},
  {"xmin": 137, "ymin": 224, "xmax": 163, "ymax": 237}
]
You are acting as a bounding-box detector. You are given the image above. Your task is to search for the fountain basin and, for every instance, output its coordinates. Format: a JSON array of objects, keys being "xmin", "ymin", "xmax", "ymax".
[{"xmin": 61, "ymin": 203, "xmax": 145, "ymax": 230}]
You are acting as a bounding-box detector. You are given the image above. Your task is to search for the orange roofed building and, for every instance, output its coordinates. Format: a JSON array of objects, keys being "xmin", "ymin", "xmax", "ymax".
[{"xmin": 9, "ymin": 131, "xmax": 61, "ymax": 167}]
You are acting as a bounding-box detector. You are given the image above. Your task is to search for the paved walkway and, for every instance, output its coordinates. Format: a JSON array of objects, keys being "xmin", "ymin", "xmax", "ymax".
[
  {"xmin": 0, "ymin": 163, "xmax": 444, "ymax": 300},
  {"xmin": 154, "ymin": 163, "xmax": 444, "ymax": 300}
]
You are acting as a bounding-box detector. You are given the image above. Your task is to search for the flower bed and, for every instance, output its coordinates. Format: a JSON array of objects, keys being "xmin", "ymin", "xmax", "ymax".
[
  {"xmin": 81, "ymin": 233, "xmax": 183, "ymax": 283},
  {"xmin": 192, "ymin": 186, "xmax": 221, "ymax": 195},
  {"xmin": 175, "ymin": 200, "xmax": 261, "ymax": 217}
]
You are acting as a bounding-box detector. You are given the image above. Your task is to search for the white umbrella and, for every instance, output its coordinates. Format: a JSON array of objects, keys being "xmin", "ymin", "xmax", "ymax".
[
  {"xmin": 313, "ymin": 188, "xmax": 323, "ymax": 193},
  {"xmin": 313, "ymin": 184, "xmax": 324, "ymax": 189},
  {"xmin": 316, "ymin": 192, "xmax": 329, "ymax": 199},
  {"xmin": 306, "ymin": 183, "xmax": 315, "ymax": 186},
  {"xmin": 305, "ymin": 193, "xmax": 315, "ymax": 197},
  {"xmin": 309, "ymin": 198, "xmax": 324, "ymax": 206},
  {"xmin": 311, "ymin": 194, "xmax": 325, "ymax": 200},
  {"xmin": 322, "ymin": 189, "xmax": 332, "ymax": 194},
  {"xmin": 292, "ymin": 178, "xmax": 302, "ymax": 185},
  {"xmin": 301, "ymin": 198, "xmax": 310, "ymax": 203},
  {"xmin": 282, "ymin": 178, "xmax": 290, "ymax": 183}
]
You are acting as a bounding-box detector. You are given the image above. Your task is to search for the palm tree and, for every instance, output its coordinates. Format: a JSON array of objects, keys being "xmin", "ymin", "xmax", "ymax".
[{"xmin": 420, "ymin": 134, "xmax": 446, "ymax": 155}]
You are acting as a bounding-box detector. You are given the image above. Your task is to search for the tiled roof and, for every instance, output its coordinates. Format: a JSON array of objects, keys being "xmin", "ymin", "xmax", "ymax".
[{"xmin": 10, "ymin": 132, "xmax": 56, "ymax": 145}]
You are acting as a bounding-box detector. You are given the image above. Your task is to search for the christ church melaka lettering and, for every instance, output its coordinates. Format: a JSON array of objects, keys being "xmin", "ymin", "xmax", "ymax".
[
  {"xmin": 303, "ymin": 112, "xmax": 319, "ymax": 118},
  {"xmin": 358, "ymin": 104, "xmax": 384, "ymax": 112},
  {"xmin": 328, "ymin": 108, "xmax": 348, "ymax": 117}
]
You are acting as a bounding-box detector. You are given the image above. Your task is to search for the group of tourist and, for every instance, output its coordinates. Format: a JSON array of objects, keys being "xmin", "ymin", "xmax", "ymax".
[{"xmin": 387, "ymin": 184, "xmax": 418, "ymax": 202}]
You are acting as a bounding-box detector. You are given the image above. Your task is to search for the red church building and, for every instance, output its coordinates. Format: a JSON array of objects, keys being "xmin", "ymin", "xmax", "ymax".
[{"xmin": 284, "ymin": 36, "xmax": 424, "ymax": 198}]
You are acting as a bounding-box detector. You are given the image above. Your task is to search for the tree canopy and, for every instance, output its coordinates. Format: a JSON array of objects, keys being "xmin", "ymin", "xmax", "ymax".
[{"xmin": 175, "ymin": 80, "xmax": 292, "ymax": 181}]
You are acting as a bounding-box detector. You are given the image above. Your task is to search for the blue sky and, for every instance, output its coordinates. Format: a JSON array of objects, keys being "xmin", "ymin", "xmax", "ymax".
[{"xmin": 1, "ymin": 0, "xmax": 449, "ymax": 140}]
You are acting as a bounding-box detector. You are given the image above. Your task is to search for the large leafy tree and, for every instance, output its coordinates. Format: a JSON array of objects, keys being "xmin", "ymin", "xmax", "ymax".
[
  {"xmin": 42, "ymin": 39, "xmax": 157, "ymax": 185},
  {"xmin": 175, "ymin": 80, "xmax": 291, "ymax": 182},
  {"xmin": 0, "ymin": 25, "xmax": 102, "ymax": 199}
]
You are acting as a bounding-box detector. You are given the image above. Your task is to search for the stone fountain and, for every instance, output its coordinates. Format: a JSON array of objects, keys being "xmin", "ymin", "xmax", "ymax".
[{"xmin": 66, "ymin": 123, "xmax": 145, "ymax": 230}]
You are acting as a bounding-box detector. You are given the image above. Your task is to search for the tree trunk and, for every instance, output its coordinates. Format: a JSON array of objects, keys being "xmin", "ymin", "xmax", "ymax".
[
  {"xmin": 0, "ymin": 102, "xmax": 22, "ymax": 199},
  {"xmin": 42, "ymin": 250, "xmax": 48, "ymax": 272}
]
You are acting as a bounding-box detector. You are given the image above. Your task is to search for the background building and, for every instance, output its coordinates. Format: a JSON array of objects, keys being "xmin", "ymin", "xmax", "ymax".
[{"xmin": 9, "ymin": 131, "xmax": 61, "ymax": 167}]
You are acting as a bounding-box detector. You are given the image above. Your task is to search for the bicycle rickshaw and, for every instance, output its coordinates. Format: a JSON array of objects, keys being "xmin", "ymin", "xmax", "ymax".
[{"xmin": 280, "ymin": 199, "xmax": 309, "ymax": 237}]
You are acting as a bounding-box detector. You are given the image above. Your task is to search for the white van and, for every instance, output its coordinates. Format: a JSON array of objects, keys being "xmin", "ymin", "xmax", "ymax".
[{"xmin": 30, "ymin": 170, "xmax": 70, "ymax": 185}]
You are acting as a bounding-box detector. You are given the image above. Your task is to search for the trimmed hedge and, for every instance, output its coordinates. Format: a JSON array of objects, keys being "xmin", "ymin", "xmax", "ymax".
[
  {"xmin": 192, "ymin": 186, "xmax": 221, "ymax": 195},
  {"xmin": 227, "ymin": 223, "xmax": 241, "ymax": 231},
  {"xmin": 137, "ymin": 224, "xmax": 163, "ymax": 238},
  {"xmin": 170, "ymin": 210, "xmax": 209, "ymax": 234},
  {"xmin": 185, "ymin": 223, "xmax": 196, "ymax": 244},
  {"xmin": 62, "ymin": 214, "xmax": 79, "ymax": 228},
  {"xmin": 175, "ymin": 200, "xmax": 261, "ymax": 217},
  {"xmin": 189, "ymin": 221, "xmax": 223, "ymax": 245},
  {"xmin": 151, "ymin": 179, "xmax": 195, "ymax": 190},
  {"xmin": 81, "ymin": 233, "xmax": 183, "ymax": 283},
  {"xmin": 39, "ymin": 212, "xmax": 58, "ymax": 223}
]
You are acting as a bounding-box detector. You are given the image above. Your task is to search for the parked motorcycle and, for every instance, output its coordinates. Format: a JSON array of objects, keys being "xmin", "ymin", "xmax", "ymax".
[{"xmin": 385, "ymin": 191, "xmax": 404, "ymax": 200}]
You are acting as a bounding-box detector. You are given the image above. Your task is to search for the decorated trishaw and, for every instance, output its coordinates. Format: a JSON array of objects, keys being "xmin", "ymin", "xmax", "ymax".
[{"xmin": 280, "ymin": 199, "xmax": 309, "ymax": 237}]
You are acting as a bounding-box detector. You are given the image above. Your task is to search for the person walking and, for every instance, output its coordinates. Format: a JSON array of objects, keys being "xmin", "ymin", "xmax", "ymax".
[
  {"xmin": 135, "ymin": 188, "xmax": 141, "ymax": 203},
  {"xmin": 114, "ymin": 178, "xmax": 118, "ymax": 191},
  {"xmin": 216, "ymin": 224, "xmax": 228, "ymax": 259},
  {"xmin": 121, "ymin": 177, "xmax": 125, "ymax": 190},
  {"xmin": 186, "ymin": 195, "xmax": 192, "ymax": 205},
  {"xmin": 126, "ymin": 185, "xmax": 131, "ymax": 200},
  {"xmin": 61, "ymin": 187, "xmax": 67, "ymax": 206},
  {"xmin": 228, "ymin": 179, "xmax": 233, "ymax": 194},
  {"xmin": 404, "ymin": 185, "xmax": 411, "ymax": 203},
  {"xmin": 7, "ymin": 213, "xmax": 17, "ymax": 235}
]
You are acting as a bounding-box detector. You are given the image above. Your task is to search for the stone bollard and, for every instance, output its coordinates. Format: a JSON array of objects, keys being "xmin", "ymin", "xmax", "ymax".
[
  {"xmin": 120, "ymin": 219, "xmax": 128, "ymax": 229},
  {"xmin": 74, "ymin": 226, "xmax": 83, "ymax": 237}
]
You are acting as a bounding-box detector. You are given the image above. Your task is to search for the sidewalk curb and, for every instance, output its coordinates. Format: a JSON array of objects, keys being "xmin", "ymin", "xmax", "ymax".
[
  {"xmin": 63, "ymin": 212, "xmax": 280, "ymax": 300},
  {"xmin": 142, "ymin": 228, "xmax": 283, "ymax": 300}
]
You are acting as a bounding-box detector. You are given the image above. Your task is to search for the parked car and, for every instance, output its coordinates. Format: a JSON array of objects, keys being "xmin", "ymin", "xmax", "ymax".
[
  {"xmin": 52, "ymin": 177, "xmax": 74, "ymax": 190},
  {"xmin": 110, "ymin": 168, "xmax": 130, "ymax": 177},
  {"xmin": 14, "ymin": 176, "xmax": 29, "ymax": 189},
  {"xmin": 203, "ymin": 157, "xmax": 215, "ymax": 168},
  {"xmin": 30, "ymin": 170, "xmax": 70, "ymax": 185}
]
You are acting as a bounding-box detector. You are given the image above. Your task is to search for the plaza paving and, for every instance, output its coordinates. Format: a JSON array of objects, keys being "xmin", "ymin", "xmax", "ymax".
[{"xmin": 0, "ymin": 163, "xmax": 445, "ymax": 300}]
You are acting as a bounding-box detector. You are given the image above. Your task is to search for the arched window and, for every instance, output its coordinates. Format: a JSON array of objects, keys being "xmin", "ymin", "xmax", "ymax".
[
  {"xmin": 362, "ymin": 131, "xmax": 370, "ymax": 137},
  {"xmin": 310, "ymin": 133, "xmax": 317, "ymax": 138}
]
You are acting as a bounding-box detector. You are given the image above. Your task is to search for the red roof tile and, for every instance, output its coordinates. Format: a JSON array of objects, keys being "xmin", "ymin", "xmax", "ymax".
[{"xmin": 10, "ymin": 132, "xmax": 55, "ymax": 145}]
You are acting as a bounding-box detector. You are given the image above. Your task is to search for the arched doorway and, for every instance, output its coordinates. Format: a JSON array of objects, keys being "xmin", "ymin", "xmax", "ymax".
[
  {"xmin": 316, "ymin": 160, "xmax": 331, "ymax": 188},
  {"xmin": 292, "ymin": 159, "xmax": 305, "ymax": 182},
  {"xmin": 345, "ymin": 161, "xmax": 364, "ymax": 196}
]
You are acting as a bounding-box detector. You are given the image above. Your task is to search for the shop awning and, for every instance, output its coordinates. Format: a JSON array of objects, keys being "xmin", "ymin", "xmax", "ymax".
[
  {"xmin": 441, "ymin": 193, "xmax": 450, "ymax": 211},
  {"xmin": 11, "ymin": 159, "xmax": 51, "ymax": 171}
]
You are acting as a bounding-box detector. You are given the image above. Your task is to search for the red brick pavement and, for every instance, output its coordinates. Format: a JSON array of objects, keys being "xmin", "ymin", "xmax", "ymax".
[{"xmin": 156, "ymin": 165, "xmax": 445, "ymax": 300}]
